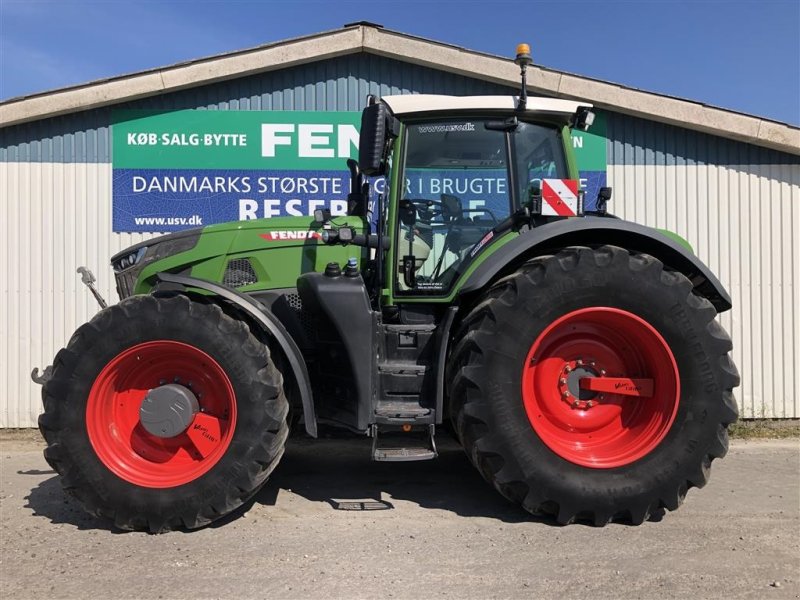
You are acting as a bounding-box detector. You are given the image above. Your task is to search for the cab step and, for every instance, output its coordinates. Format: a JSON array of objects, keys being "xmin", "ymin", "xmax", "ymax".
[
  {"xmin": 370, "ymin": 424, "xmax": 438, "ymax": 462},
  {"xmin": 374, "ymin": 400, "xmax": 431, "ymax": 420}
]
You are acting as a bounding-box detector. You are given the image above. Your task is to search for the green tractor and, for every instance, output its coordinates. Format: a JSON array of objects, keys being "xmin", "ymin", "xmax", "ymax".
[{"xmin": 37, "ymin": 47, "xmax": 739, "ymax": 532}]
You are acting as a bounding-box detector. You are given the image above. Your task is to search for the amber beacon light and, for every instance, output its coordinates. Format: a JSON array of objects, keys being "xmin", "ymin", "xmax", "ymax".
[
  {"xmin": 514, "ymin": 43, "xmax": 534, "ymax": 110},
  {"xmin": 515, "ymin": 43, "xmax": 533, "ymax": 66}
]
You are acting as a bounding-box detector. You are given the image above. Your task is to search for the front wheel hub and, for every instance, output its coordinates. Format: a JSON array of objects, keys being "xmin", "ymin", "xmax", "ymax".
[
  {"xmin": 86, "ymin": 340, "xmax": 237, "ymax": 488},
  {"xmin": 139, "ymin": 384, "xmax": 199, "ymax": 438}
]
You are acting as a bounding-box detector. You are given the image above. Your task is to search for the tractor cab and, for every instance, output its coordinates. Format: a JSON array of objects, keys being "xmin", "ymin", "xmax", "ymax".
[{"xmin": 356, "ymin": 93, "xmax": 596, "ymax": 298}]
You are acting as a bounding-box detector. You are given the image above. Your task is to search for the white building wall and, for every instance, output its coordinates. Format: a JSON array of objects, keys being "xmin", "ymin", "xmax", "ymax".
[
  {"xmin": 1, "ymin": 162, "xmax": 147, "ymax": 427},
  {"xmin": 1, "ymin": 158, "xmax": 799, "ymax": 426},
  {"xmin": 609, "ymin": 161, "xmax": 800, "ymax": 419}
]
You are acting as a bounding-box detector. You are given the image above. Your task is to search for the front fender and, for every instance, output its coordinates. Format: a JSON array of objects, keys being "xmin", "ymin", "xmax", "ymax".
[
  {"xmin": 153, "ymin": 272, "xmax": 317, "ymax": 437},
  {"xmin": 459, "ymin": 217, "xmax": 732, "ymax": 312}
]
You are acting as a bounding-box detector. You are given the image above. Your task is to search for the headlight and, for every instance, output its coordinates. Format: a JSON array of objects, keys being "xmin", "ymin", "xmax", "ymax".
[
  {"xmin": 110, "ymin": 228, "xmax": 202, "ymax": 278},
  {"xmin": 112, "ymin": 247, "xmax": 147, "ymax": 273}
]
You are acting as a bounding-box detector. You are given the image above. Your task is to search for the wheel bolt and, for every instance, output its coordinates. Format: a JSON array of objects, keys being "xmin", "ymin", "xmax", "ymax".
[
  {"xmin": 559, "ymin": 378, "xmax": 566, "ymax": 384},
  {"xmin": 562, "ymin": 391, "xmax": 571, "ymax": 398},
  {"xmin": 571, "ymin": 400, "xmax": 580, "ymax": 408},
  {"xmin": 600, "ymin": 369, "xmax": 606, "ymax": 376},
  {"xmin": 564, "ymin": 366, "xmax": 572, "ymax": 373},
  {"xmin": 586, "ymin": 400, "xmax": 594, "ymax": 408},
  {"xmin": 576, "ymin": 359, "xmax": 583, "ymax": 366}
]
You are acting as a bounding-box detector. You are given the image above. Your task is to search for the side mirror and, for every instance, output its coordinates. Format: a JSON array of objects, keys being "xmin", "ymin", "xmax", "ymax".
[{"xmin": 358, "ymin": 100, "xmax": 398, "ymax": 176}]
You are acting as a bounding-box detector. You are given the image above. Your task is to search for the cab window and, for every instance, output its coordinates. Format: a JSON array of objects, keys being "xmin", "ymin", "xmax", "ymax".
[
  {"xmin": 396, "ymin": 120, "xmax": 511, "ymax": 293},
  {"xmin": 395, "ymin": 118, "xmax": 566, "ymax": 295}
]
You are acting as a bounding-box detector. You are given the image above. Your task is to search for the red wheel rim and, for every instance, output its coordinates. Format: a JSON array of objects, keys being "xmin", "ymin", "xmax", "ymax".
[
  {"xmin": 522, "ymin": 308, "xmax": 679, "ymax": 468},
  {"xmin": 86, "ymin": 341, "xmax": 237, "ymax": 488}
]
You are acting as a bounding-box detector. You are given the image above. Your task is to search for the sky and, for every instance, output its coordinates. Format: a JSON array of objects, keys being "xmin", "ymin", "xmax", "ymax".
[{"xmin": 0, "ymin": 0, "xmax": 798, "ymax": 125}]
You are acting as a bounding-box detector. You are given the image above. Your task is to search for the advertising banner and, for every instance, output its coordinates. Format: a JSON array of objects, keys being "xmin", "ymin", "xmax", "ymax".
[
  {"xmin": 572, "ymin": 111, "xmax": 607, "ymax": 211},
  {"xmin": 112, "ymin": 109, "xmax": 606, "ymax": 232}
]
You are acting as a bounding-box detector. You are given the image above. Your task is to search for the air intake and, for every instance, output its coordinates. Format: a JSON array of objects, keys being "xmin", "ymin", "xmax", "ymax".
[{"xmin": 223, "ymin": 258, "xmax": 258, "ymax": 288}]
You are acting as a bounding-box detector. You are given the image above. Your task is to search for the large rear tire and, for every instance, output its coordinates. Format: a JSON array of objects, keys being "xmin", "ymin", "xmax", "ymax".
[
  {"xmin": 39, "ymin": 294, "xmax": 289, "ymax": 532},
  {"xmin": 448, "ymin": 246, "xmax": 739, "ymax": 525}
]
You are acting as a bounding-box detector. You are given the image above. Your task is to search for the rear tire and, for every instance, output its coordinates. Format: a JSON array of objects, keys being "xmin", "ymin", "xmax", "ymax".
[
  {"xmin": 39, "ymin": 294, "xmax": 289, "ymax": 532},
  {"xmin": 448, "ymin": 246, "xmax": 739, "ymax": 525}
]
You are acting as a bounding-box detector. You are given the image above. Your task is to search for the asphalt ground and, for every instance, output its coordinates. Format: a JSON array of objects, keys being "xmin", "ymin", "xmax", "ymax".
[{"xmin": 1, "ymin": 431, "xmax": 798, "ymax": 600}]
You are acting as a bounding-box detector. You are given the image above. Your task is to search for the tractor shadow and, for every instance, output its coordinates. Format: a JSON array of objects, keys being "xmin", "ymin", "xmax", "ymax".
[
  {"xmin": 24, "ymin": 476, "xmax": 115, "ymax": 531},
  {"xmin": 22, "ymin": 429, "xmax": 533, "ymax": 531},
  {"xmin": 24, "ymin": 429, "xmax": 664, "ymax": 531},
  {"xmin": 249, "ymin": 428, "xmax": 534, "ymax": 523}
]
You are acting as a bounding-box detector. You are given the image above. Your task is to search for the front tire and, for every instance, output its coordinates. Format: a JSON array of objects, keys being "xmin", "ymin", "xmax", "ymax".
[
  {"xmin": 39, "ymin": 294, "xmax": 289, "ymax": 532},
  {"xmin": 448, "ymin": 246, "xmax": 739, "ymax": 525}
]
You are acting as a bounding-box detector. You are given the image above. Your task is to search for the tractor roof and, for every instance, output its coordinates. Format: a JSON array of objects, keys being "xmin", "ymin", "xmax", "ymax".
[{"xmin": 381, "ymin": 94, "xmax": 589, "ymax": 121}]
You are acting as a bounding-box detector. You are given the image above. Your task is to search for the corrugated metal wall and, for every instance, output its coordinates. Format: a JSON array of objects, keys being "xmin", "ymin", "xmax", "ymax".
[
  {"xmin": 1, "ymin": 161, "xmax": 133, "ymax": 427},
  {"xmin": 605, "ymin": 113, "xmax": 800, "ymax": 419},
  {"xmin": 0, "ymin": 53, "xmax": 514, "ymax": 427},
  {"xmin": 0, "ymin": 53, "xmax": 511, "ymax": 162},
  {"xmin": 1, "ymin": 52, "xmax": 798, "ymax": 426}
]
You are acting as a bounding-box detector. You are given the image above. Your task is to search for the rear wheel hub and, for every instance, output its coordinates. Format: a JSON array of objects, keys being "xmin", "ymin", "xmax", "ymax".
[
  {"xmin": 522, "ymin": 307, "xmax": 680, "ymax": 469},
  {"xmin": 559, "ymin": 361, "xmax": 599, "ymax": 405}
]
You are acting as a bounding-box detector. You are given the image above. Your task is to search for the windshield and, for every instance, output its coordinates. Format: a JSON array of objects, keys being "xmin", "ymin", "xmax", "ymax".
[{"xmin": 396, "ymin": 118, "xmax": 566, "ymax": 295}]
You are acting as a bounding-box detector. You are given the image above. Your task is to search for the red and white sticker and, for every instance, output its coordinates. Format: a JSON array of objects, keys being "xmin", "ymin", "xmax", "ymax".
[
  {"xmin": 469, "ymin": 230, "xmax": 494, "ymax": 258},
  {"xmin": 542, "ymin": 179, "xmax": 580, "ymax": 217},
  {"xmin": 259, "ymin": 230, "xmax": 321, "ymax": 242}
]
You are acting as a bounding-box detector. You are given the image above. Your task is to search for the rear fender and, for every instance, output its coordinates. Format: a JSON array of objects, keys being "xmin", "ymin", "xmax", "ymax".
[
  {"xmin": 460, "ymin": 217, "xmax": 731, "ymax": 312},
  {"xmin": 153, "ymin": 272, "xmax": 317, "ymax": 437}
]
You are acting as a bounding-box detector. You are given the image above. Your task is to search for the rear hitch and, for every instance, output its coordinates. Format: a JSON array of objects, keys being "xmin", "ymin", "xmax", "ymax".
[{"xmin": 77, "ymin": 266, "xmax": 108, "ymax": 309}]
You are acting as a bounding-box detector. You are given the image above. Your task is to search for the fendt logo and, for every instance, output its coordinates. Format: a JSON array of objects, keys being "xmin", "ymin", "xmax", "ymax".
[
  {"xmin": 261, "ymin": 124, "xmax": 360, "ymax": 159},
  {"xmin": 259, "ymin": 231, "xmax": 322, "ymax": 242}
]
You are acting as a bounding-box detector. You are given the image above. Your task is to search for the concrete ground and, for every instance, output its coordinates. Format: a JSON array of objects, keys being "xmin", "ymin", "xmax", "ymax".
[{"xmin": 1, "ymin": 431, "xmax": 798, "ymax": 600}]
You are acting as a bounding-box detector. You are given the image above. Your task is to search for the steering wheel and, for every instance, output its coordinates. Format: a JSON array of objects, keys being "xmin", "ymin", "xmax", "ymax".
[{"xmin": 401, "ymin": 198, "xmax": 442, "ymax": 223}]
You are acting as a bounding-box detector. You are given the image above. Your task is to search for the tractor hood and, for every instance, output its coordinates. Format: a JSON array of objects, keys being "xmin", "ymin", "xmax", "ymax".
[
  {"xmin": 111, "ymin": 217, "xmax": 321, "ymax": 273},
  {"xmin": 111, "ymin": 216, "xmax": 367, "ymax": 299}
]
